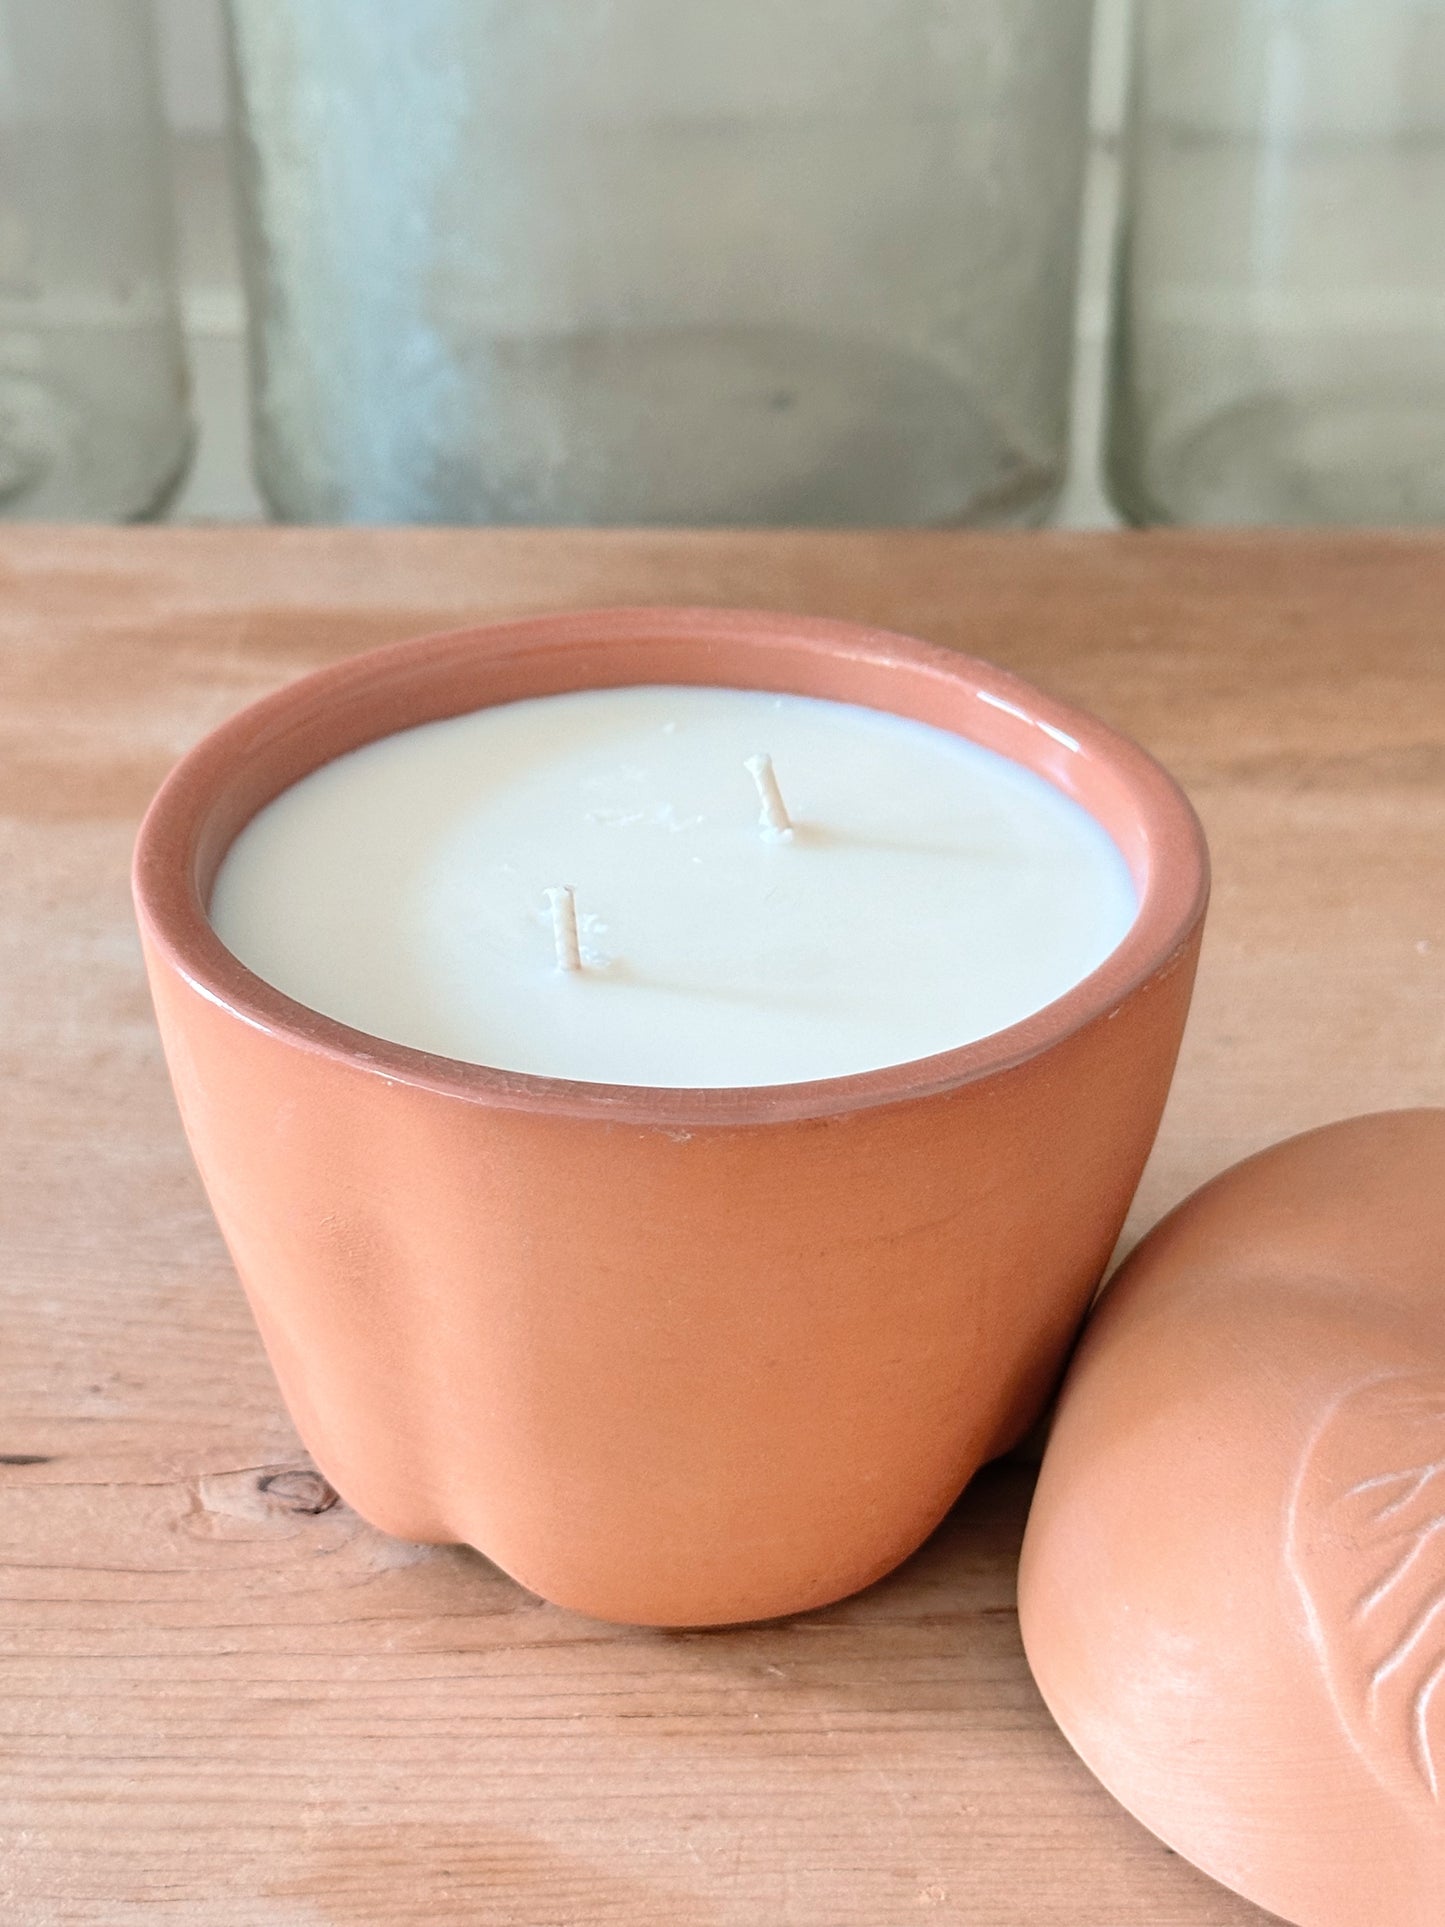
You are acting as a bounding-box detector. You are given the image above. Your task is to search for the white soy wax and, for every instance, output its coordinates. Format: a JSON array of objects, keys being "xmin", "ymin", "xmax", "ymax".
[{"xmin": 209, "ymin": 685, "xmax": 1137, "ymax": 1088}]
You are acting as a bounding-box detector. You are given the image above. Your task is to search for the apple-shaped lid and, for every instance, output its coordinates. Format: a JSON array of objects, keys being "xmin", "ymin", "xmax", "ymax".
[{"xmin": 1020, "ymin": 1110, "xmax": 1445, "ymax": 1927}]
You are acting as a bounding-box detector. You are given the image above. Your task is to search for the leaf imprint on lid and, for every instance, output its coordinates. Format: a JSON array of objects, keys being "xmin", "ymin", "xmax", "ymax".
[{"xmin": 1286, "ymin": 1371, "xmax": 1445, "ymax": 1807}]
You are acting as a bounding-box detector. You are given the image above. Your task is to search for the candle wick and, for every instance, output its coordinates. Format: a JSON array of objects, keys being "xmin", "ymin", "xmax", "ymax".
[
  {"xmin": 546, "ymin": 885, "xmax": 583, "ymax": 973},
  {"xmin": 744, "ymin": 752, "xmax": 794, "ymax": 839}
]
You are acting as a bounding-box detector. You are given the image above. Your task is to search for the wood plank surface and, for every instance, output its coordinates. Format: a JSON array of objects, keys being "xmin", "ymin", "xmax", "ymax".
[{"xmin": 2, "ymin": 526, "xmax": 1442, "ymax": 1927}]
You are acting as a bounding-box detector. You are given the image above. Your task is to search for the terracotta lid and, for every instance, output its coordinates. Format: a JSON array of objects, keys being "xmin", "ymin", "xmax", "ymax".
[{"xmin": 1020, "ymin": 1110, "xmax": 1445, "ymax": 1927}]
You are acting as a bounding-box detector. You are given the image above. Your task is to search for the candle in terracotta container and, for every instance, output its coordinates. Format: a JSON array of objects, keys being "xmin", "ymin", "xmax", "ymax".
[{"xmin": 133, "ymin": 607, "xmax": 1208, "ymax": 1627}]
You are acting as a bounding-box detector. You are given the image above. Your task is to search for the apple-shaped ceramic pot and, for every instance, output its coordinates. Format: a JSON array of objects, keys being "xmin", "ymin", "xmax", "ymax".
[
  {"xmin": 1020, "ymin": 1109, "xmax": 1445, "ymax": 1927},
  {"xmin": 134, "ymin": 607, "xmax": 1207, "ymax": 1626}
]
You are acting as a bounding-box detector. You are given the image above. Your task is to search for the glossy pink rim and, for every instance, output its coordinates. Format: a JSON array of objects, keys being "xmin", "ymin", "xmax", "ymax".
[{"xmin": 133, "ymin": 607, "xmax": 1209, "ymax": 1127}]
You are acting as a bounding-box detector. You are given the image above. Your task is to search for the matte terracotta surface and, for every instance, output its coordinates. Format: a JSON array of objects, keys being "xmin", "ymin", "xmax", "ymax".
[
  {"xmin": 1020, "ymin": 1111, "xmax": 1445, "ymax": 1927},
  {"xmin": 5, "ymin": 525, "xmax": 1443, "ymax": 1924},
  {"xmin": 132, "ymin": 607, "xmax": 1206, "ymax": 1626}
]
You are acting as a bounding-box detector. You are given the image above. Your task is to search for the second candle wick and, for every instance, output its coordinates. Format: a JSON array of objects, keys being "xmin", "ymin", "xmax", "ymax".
[
  {"xmin": 546, "ymin": 884, "xmax": 583, "ymax": 973},
  {"xmin": 745, "ymin": 752, "xmax": 794, "ymax": 840}
]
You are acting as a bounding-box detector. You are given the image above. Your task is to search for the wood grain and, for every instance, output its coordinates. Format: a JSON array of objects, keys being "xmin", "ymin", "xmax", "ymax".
[{"xmin": 3, "ymin": 526, "xmax": 1442, "ymax": 1926}]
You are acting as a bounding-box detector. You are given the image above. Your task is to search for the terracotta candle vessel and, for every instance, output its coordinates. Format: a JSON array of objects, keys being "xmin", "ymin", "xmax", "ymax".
[
  {"xmin": 133, "ymin": 607, "xmax": 1208, "ymax": 1626},
  {"xmin": 1020, "ymin": 1109, "xmax": 1445, "ymax": 1927}
]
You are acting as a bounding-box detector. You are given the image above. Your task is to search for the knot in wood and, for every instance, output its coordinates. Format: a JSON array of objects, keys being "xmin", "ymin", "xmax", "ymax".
[{"xmin": 257, "ymin": 1468, "xmax": 338, "ymax": 1515}]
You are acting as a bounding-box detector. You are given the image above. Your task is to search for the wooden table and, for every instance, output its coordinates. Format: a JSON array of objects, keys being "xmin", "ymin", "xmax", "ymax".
[{"xmin": 3, "ymin": 527, "xmax": 1442, "ymax": 1927}]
